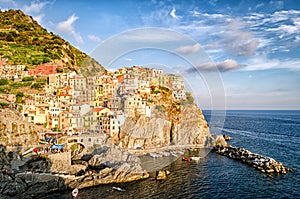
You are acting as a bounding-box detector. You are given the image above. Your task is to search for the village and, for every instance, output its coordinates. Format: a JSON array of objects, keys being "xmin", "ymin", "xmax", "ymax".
[{"xmin": 0, "ymin": 58, "xmax": 188, "ymax": 149}]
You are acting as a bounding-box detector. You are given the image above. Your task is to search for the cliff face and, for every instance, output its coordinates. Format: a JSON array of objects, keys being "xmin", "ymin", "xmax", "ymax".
[
  {"xmin": 115, "ymin": 104, "xmax": 212, "ymax": 149},
  {"xmin": 0, "ymin": 108, "xmax": 48, "ymax": 147}
]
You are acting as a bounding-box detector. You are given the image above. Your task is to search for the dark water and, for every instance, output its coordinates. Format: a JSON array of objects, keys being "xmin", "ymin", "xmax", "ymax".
[{"xmin": 47, "ymin": 110, "xmax": 300, "ymax": 199}]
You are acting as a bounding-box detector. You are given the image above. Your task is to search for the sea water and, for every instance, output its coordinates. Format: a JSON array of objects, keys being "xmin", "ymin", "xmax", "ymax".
[{"xmin": 46, "ymin": 110, "xmax": 300, "ymax": 199}]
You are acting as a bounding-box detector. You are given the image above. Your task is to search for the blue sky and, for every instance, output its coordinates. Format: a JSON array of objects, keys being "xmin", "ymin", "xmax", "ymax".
[{"xmin": 1, "ymin": 0, "xmax": 300, "ymax": 110}]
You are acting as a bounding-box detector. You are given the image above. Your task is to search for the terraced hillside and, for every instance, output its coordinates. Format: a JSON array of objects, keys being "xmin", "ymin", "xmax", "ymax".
[{"xmin": 0, "ymin": 9, "xmax": 105, "ymax": 76}]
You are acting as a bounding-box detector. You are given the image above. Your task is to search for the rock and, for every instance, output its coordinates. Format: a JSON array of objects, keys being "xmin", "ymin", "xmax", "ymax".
[
  {"xmin": 156, "ymin": 170, "xmax": 170, "ymax": 180},
  {"xmin": 116, "ymin": 104, "xmax": 212, "ymax": 149},
  {"xmin": 214, "ymin": 135, "xmax": 228, "ymax": 147},
  {"xmin": 223, "ymin": 134, "xmax": 232, "ymax": 141},
  {"xmin": 213, "ymin": 145, "xmax": 292, "ymax": 174},
  {"xmin": 88, "ymin": 145, "xmax": 140, "ymax": 168}
]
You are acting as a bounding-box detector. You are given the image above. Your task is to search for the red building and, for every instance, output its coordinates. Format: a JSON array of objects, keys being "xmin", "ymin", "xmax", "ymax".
[{"xmin": 28, "ymin": 63, "xmax": 63, "ymax": 76}]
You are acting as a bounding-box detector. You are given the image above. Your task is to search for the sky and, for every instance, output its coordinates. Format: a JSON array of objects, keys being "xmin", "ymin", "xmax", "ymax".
[{"xmin": 1, "ymin": 0, "xmax": 300, "ymax": 110}]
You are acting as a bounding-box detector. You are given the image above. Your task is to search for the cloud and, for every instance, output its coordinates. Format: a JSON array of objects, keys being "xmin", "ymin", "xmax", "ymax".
[
  {"xmin": 242, "ymin": 56, "xmax": 300, "ymax": 71},
  {"xmin": 175, "ymin": 43, "xmax": 201, "ymax": 54},
  {"xmin": 125, "ymin": 58, "xmax": 132, "ymax": 61},
  {"xmin": 32, "ymin": 14, "xmax": 44, "ymax": 24},
  {"xmin": 190, "ymin": 11, "xmax": 200, "ymax": 16},
  {"xmin": 255, "ymin": 3, "xmax": 264, "ymax": 9},
  {"xmin": 56, "ymin": 14, "xmax": 84, "ymax": 44},
  {"xmin": 222, "ymin": 19, "xmax": 259, "ymax": 56},
  {"xmin": 170, "ymin": 8, "xmax": 178, "ymax": 19},
  {"xmin": 88, "ymin": 34, "xmax": 102, "ymax": 43},
  {"xmin": 186, "ymin": 59, "xmax": 243, "ymax": 73},
  {"xmin": 24, "ymin": 1, "xmax": 49, "ymax": 13}
]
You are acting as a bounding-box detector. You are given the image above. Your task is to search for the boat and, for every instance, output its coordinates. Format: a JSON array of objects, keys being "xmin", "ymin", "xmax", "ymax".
[
  {"xmin": 72, "ymin": 188, "xmax": 78, "ymax": 197},
  {"xmin": 191, "ymin": 157, "xmax": 201, "ymax": 161},
  {"xmin": 112, "ymin": 186, "xmax": 125, "ymax": 192},
  {"xmin": 149, "ymin": 153, "xmax": 159, "ymax": 158},
  {"xmin": 182, "ymin": 157, "xmax": 191, "ymax": 162},
  {"xmin": 21, "ymin": 147, "xmax": 34, "ymax": 157}
]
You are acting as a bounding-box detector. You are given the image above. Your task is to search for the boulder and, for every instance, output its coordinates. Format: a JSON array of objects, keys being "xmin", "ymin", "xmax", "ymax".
[
  {"xmin": 223, "ymin": 134, "xmax": 232, "ymax": 141},
  {"xmin": 156, "ymin": 170, "xmax": 170, "ymax": 180}
]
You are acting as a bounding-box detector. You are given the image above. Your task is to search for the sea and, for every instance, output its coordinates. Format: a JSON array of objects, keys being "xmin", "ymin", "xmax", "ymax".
[{"xmin": 46, "ymin": 110, "xmax": 300, "ymax": 199}]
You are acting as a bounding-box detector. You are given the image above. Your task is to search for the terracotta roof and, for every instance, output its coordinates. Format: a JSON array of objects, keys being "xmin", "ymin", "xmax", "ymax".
[{"xmin": 93, "ymin": 107, "xmax": 105, "ymax": 112}]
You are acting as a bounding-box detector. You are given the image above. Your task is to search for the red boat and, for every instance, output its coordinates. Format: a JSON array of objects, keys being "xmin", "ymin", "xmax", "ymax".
[{"xmin": 182, "ymin": 157, "xmax": 191, "ymax": 162}]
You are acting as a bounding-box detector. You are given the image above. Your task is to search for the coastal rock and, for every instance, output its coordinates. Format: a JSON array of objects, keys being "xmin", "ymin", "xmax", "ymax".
[
  {"xmin": 88, "ymin": 145, "xmax": 140, "ymax": 168},
  {"xmin": 117, "ymin": 104, "xmax": 212, "ymax": 149},
  {"xmin": 223, "ymin": 134, "xmax": 232, "ymax": 141},
  {"xmin": 214, "ymin": 135, "xmax": 229, "ymax": 147},
  {"xmin": 155, "ymin": 170, "xmax": 171, "ymax": 180},
  {"xmin": 213, "ymin": 145, "xmax": 293, "ymax": 174}
]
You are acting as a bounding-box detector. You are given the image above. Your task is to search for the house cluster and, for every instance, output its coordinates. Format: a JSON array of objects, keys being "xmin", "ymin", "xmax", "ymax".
[
  {"xmin": 5, "ymin": 63, "xmax": 187, "ymax": 137},
  {"xmin": 0, "ymin": 58, "xmax": 27, "ymax": 80},
  {"xmin": 0, "ymin": 58, "xmax": 62, "ymax": 80}
]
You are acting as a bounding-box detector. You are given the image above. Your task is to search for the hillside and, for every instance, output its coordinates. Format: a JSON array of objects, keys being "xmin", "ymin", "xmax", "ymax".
[{"xmin": 0, "ymin": 9, "xmax": 105, "ymax": 76}]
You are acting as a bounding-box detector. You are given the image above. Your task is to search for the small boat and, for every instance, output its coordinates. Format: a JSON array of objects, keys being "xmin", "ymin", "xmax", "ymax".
[
  {"xmin": 177, "ymin": 150, "xmax": 185, "ymax": 155},
  {"xmin": 72, "ymin": 188, "xmax": 78, "ymax": 197},
  {"xmin": 191, "ymin": 157, "xmax": 201, "ymax": 161},
  {"xmin": 149, "ymin": 153, "xmax": 159, "ymax": 158},
  {"xmin": 182, "ymin": 157, "xmax": 191, "ymax": 162},
  {"xmin": 112, "ymin": 186, "xmax": 126, "ymax": 192}
]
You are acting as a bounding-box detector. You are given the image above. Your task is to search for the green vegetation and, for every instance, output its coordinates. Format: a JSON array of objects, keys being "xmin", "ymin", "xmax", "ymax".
[
  {"xmin": 31, "ymin": 82, "xmax": 43, "ymax": 89},
  {"xmin": 10, "ymin": 81, "xmax": 32, "ymax": 88},
  {"xmin": 0, "ymin": 78, "xmax": 9, "ymax": 85},
  {"xmin": 0, "ymin": 9, "xmax": 105, "ymax": 76},
  {"xmin": 22, "ymin": 76, "xmax": 34, "ymax": 81},
  {"xmin": 15, "ymin": 91, "xmax": 24, "ymax": 103},
  {"xmin": 0, "ymin": 101, "xmax": 9, "ymax": 107},
  {"xmin": 180, "ymin": 92, "xmax": 195, "ymax": 105}
]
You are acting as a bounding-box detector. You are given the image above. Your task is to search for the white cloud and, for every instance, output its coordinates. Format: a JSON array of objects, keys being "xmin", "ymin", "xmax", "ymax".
[
  {"xmin": 175, "ymin": 43, "xmax": 201, "ymax": 54},
  {"xmin": 242, "ymin": 56, "xmax": 300, "ymax": 71},
  {"xmin": 24, "ymin": 1, "xmax": 48, "ymax": 13},
  {"xmin": 222, "ymin": 19, "xmax": 259, "ymax": 56},
  {"xmin": 170, "ymin": 8, "xmax": 178, "ymax": 19},
  {"xmin": 125, "ymin": 58, "xmax": 132, "ymax": 61},
  {"xmin": 190, "ymin": 11, "xmax": 200, "ymax": 16},
  {"xmin": 255, "ymin": 3, "xmax": 264, "ymax": 9},
  {"xmin": 56, "ymin": 14, "xmax": 84, "ymax": 44},
  {"xmin": 88, "ymin": 35, "xmax": 102, "ymax": 43},
  {"xmin": 186, "ymin": 59, "xmax": 243, "ymax": 73},
  {"xmin": 32, "ymin": 14, "xmax": 44, "ymax": 24},
  {"xmin": 202, "ymin": 13, "xmax": 225, "ymax": 19}
]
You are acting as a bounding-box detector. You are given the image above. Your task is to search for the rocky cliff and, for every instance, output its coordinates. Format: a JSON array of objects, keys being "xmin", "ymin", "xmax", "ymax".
[
  {"xmin": 0, "ymin": 143, "xmax": 148, "ymax": 198},
  {"xmin": 0, "ymin": 108, "xmax": 48, "ymax": 147},
  {"xmin": 115, "ymin": 104, "xmax": 212, "ymax": 149}
]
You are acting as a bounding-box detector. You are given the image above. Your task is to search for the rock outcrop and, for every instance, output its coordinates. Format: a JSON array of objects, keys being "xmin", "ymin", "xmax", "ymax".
[
  {"xmin": 116, "ymin": 104, "xmax": 212, "ymax": 149},
  {"xmin": 0, "ymin": 144, "xmax": 148, "ymax": 198},
  {"xmin": 214, "ymin": 145, "xmax": 293, "ymax": 174},
  {"xmin": 0, "ymin": 109, "xmax": 48, "ymax": 147}
]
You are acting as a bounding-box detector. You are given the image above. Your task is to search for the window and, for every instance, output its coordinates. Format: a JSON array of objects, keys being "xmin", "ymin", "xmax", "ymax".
[{"xmin": 88, "ymin": 138, "xmax": 91, "ymax": 142}]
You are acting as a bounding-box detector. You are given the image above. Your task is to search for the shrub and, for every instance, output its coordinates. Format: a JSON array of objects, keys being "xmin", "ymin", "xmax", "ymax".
[
  {"xmin": 0, "ymin": 79, "xmax": 9, "ymax": 85},
  {"xmin": 22, "ymin": 76, "xmax": 34, "ymax": 81}
]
